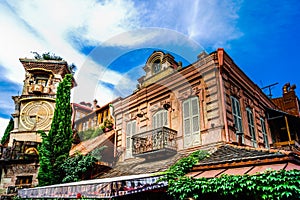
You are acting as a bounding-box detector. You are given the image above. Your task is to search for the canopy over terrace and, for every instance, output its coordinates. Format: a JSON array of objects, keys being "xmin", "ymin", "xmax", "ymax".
[
  {"xmin": 18, "ymin": 173, "xmax": 167, "ymax": 199},
  {"xmin": 267, "ymin": 108, "xmax": 300, "ymax": 149}
]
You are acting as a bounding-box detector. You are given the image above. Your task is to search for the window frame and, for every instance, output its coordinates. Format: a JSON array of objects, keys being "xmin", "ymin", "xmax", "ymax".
[
  {"xmin": 182, "ymin": 96, "xmax": 200, "ymax": 148},
  {"xmin": 125, "ymin": 120, "xmax": 137, "ymax": 158},
  {"xmin": 260, "ymin": 117, "xmax": 269, "ymax": 149},
  {"xmin": 230, "ymin": 96, "xmax": 244, "ymax": 142},
  {"xmin": 152, "ymin": 109, "xmax": 168, "ymax": 129},
  {"xmin": 246, "ymin": 107, "xmax": 257, "ymax": 147},
  {"xmin": 152, "ymin": 60, "xmax": 161, "ymax": 75},
  {"xmin": 15, "ymin": 175, "xmax": 33, "ymax": 186}
]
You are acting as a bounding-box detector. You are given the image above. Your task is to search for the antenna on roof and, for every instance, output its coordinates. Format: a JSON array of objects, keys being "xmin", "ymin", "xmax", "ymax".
[{"xmin": 261, "ymin": 82, "xmax": 278, "ymax": 98}]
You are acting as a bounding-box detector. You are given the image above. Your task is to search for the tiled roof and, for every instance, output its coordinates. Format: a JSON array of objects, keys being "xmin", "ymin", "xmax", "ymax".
[
  {"xmin": 70, "ymin": 130, "xmax": 114, "ymax": 156},
  {"xmin": 195, "ymin": 144, "xmax": 290, "ymax": 166},
  {"xmin": 187, "ymin": 144, "xmax": 300, "ymax": 178},
  {"xmin": 98, "ymin": 152, "xmax": 187, "ymax": 179},
  {"xmin": 72, "ymin": 103, "xmax": 93, "ymax": 112}
]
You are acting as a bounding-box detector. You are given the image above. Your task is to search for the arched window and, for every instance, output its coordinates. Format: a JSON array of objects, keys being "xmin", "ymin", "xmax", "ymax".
[
  {"xmin": 152, "ymin": 110, "xmax": 168, "ymax": 129},
  {"xmin": 126, "ymin": 120, "xmax": 136, "ymax": 158},
  {"xmin": 182, "ymin": 96, "xmax": 200, "ymax": 148},
  {"xmin": 152, "ymin": 60, "xmax": 161, "ymax": 75}
]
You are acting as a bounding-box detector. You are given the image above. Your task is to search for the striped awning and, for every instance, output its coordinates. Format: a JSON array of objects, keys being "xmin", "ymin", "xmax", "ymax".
[{"xmin": 18, "ymin": 173, "xmax": 167, "ymax": 199}]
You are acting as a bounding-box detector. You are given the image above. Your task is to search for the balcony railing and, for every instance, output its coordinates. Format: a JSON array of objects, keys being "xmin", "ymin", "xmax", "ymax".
[
  {"xmin": 0, "ymin": 141, "xmax": 40, "ymax": 161},
  {"xmin": 21, "ymin": 94, "xmax": 56, "ymax": 99},
  {"xmin": 30, "ymin": 84, "xmax": 44, "ymax": 93},
  {"xmin": 132, "ymin": 127, "xmax": 177, "ymax": 159}
]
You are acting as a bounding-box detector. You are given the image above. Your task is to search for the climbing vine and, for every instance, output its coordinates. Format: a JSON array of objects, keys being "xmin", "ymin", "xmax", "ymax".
[
  {"xmin": 167, "ymin": 169, "xmax": 300, "ymax": 200},
  {"xmin": 162, "ymin": 150, "xmax": 300, "ymax": 199},
  {"xmin": 161, "ymin": 150, "xmax": 209, "ymax": 183}
]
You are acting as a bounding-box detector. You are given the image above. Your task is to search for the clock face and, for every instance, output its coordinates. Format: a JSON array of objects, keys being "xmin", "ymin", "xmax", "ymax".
[{"xmin": 20, "ymin": 101, "xmax": 54, "ymax": 130}]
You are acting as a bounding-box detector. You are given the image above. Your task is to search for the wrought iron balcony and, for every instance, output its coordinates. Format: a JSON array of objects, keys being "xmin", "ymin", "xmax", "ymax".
[{"xmin": 132, "ymin": 126, "xmax": 177, "ymax": 159}]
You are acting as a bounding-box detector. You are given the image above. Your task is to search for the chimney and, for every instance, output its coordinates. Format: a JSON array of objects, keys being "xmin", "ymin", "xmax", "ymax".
[
  {"xmin": 93, "ymin": 99, "xmax": 100, "ymax": 110},
  {"xmin": 283, "ymin": 82, "xmax": 290, "ymax": 94}
]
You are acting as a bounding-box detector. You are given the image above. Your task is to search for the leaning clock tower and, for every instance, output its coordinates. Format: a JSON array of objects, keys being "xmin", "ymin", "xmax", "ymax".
[{"xmin": 8, "ymin": 58, "xmax": 72, "ymax": 146}]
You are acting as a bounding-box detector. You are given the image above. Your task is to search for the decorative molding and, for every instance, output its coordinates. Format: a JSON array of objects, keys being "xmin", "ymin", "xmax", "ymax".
[
  {"xmin": 192, "ymin": 85, "xmax": 201, "ymax": 96},
  {"xmin": 244, "ymin": 97, "xmax": 254, "ymax": 108},
  {"xmin": 230, "ymin": 84, "xmax": 241, "ymax": 98}
]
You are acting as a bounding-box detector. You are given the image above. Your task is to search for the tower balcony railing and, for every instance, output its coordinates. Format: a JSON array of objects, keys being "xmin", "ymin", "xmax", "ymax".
[
  {"xmin": 132, "ymin": 126, "xmax": 177, "ymax": 159},
  {"xmin": 29, "ymin": 84, "xmax": 44, "ymax": 93},
  {"xmin": 21, "ymin": 94, "xmax": 56, "ymax": 99}
]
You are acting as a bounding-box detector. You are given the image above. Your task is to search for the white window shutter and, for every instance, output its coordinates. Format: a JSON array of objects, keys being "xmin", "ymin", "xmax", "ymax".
[
  {"xmin": 152, "ymin": 115, "xmax": 156, "ymax": 129},
  {"xmin": 183, "ymin": 100, "xmax": 192, "ymax": 148},
  {"xmin": 163, "ymin": 111, "xmax": 168, "ymax": 126},
  {"xmin": 125, "ymin": 120, "xmax": 136, "ymax": 158},
  {"xmin": 183, "ymin": 97, "xmax": 200, "ymax": 148},
  {"xmin": 152, "ymin": 110, "xmax": 168, "ymax": 129},
  {"xmin": 191, "ymin": 97, "xmax": 200, "ymax": 145}
]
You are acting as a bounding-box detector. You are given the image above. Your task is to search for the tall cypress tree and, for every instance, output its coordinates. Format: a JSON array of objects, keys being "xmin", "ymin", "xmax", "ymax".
[
  {"xmin": 1, "ymin": 118, "xmax": 14, "ymax": 144},
  {"xmin": 37, "ymin": 74, "xmax": 73, "ymax": 186}
]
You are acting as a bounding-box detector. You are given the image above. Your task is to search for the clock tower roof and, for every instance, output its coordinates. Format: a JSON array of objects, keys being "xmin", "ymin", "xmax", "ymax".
[{"xmin": 19, "ymin": 58, "xmax": 72, "ymax": 77}]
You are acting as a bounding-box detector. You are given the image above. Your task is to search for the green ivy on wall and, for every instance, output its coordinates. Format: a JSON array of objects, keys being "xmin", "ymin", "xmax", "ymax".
[
  {"xmin": 168, "ymin": 169, "xmax": 300, "ymax": 200},
  {"xmin": 161, "ymin": 150, "xmax": 209, "ymax": 183},
  {"xmin": 161, "ymin": 149, "xmax": 300, "ymax": 200}
]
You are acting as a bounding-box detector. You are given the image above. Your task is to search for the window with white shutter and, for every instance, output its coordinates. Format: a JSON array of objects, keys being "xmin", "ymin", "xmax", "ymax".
[
  {"xmin": 230, "ymin": 96, "xmax": 244, "ymax": 142},
  {"xmin": 152, "ymin": 110, "xmax": 168, "ymax": 129},
  {"xmin": 183, "ymin": 97, "xmax": 200, "ymax": 148},
  {"xmin": 125, "ymin": 120, "xmax": 136, "ymax": 158}
]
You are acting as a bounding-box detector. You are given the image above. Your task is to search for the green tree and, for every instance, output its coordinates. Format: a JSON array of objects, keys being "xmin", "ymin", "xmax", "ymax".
[
  {"xmin": 1, "ymin": 118, "xmax": 14, "ymax": 144},
  {"xmin": 60, "ymin": 146, "xmax": 106, "ymax": 183},
  {"xmin": 60, "ymin": 152, "xmax": 96, "ymax": 183},
  {"xmin": 31, "ymin": 51, "xmax": 63, "ymax": 61},
  {"xmin": 37, "ymin": 74, "xmax": 73, "ymax": 186}
]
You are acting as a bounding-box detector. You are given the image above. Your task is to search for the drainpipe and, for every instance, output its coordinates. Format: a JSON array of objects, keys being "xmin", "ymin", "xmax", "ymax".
[{"xmin": 217, "ymin": 48, "xmax": 229, "ymax": 142}]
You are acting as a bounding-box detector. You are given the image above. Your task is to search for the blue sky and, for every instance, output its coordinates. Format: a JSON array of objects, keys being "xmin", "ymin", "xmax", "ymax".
[{"xmin": 0, "ymin": 0, "xmax": 299, "ymax": 135}]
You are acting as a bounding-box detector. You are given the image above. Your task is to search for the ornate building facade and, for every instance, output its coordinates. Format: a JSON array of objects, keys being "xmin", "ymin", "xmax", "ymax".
[
  {"xmin": 9, "ymin": 58, "xmax": 73, "ymax": 145},
  {"xmin": 17, "ymin": 48, "xmax": 300, "ymax": 199},
  {"xmin": 0, "ymin": 58, "xmax": 73, "ymax": 191},
  {"xmin": 113, "ymin": 49, "xmax": 280, "ymax": 162},
  {"xmin": 73, "ymin": 48, "xmax": 300, "ymax": 169}
]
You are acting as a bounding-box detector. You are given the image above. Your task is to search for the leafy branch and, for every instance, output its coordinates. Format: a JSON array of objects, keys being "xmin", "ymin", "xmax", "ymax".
[
  {"xmin": 168, "ymin": 169, "xmax": 300, "ymax": 200},
  {"xmin": 160, "ymin": 150, "xmax": 209, "ymax": 183}
]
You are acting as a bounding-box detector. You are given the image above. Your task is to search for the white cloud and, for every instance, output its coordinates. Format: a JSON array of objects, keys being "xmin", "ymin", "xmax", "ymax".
[
  {"xmin": 0, "ymin": 3, "xmax": 45, "ymax": 82},
  {"xmin": 0, "ymin": 0, "xmax": 243, "ymax": 109},
  {"xmin": 1, "ymin": 0, "xmax": 141, "ymax": 106},
  {"xmin": 133, "ymin": 0, "xmax": 242, "ymax": 48}
]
